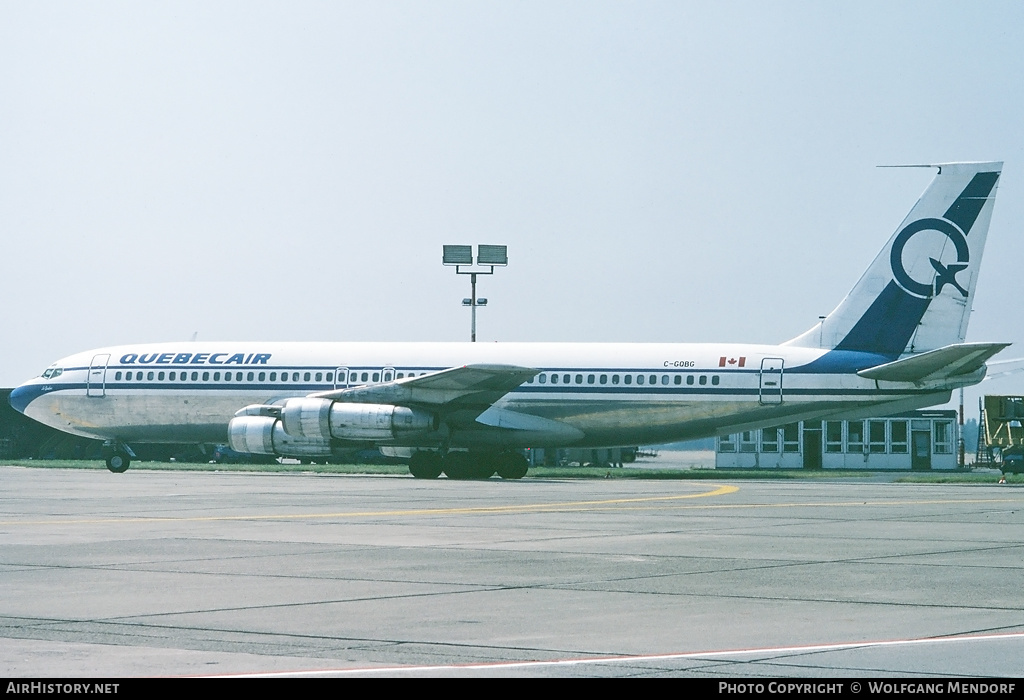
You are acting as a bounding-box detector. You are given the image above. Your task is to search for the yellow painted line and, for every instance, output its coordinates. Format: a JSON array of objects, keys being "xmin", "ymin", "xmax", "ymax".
[{"xmin": 0, "ymin": 484, "xmax": 739, "ymax": 526}]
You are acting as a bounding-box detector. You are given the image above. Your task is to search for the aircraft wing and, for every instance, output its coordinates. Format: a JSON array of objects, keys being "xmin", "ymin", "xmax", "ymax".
[
  {"xmin": 856, "ymin": 342, "xmax": 1010, "ymax": 384},
  {"xmin": 308, "ymin": 364, "xmax": 539, "ymax": 411}
]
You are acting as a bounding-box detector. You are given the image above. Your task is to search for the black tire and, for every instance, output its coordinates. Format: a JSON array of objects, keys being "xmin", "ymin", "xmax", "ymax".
[
  {"xmin": 495, "ymin": 452, "xmax": 528, "ymax": 480},
  {"xmin": 442, "ymin": 452, "xmax": 474, "ymax": 480},
  {"xmin": 106, "ymin": 453, "xmax": 130, "ymax": 473},
  {"xmin": 409, "ymin": 452, "xmax": 443, "ymax": 479}
]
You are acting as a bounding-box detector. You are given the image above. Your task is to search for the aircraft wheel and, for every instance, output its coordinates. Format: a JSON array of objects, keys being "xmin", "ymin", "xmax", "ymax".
[
  {"xmin": 409, "ymin": 452, "xmax": 443, "ymax": 479},
  {"xmin": 442, "ymin": 452, "xmax": 473, "ymax": 480},
  {"xmin": 469, "ymin": 455, "xmax": 496, "ymax": 480},
  {"xmin": 496, "ymin": 452, "xmax": 528, "ymax": 480},
  {"xmin": 106, "ymin": 453, "xmax": 131, "ymax": 473}
]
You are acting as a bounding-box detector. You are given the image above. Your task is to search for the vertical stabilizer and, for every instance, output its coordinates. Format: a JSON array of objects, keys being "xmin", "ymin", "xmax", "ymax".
[{"xmin": 785, "ymin": 162, "xmax": 1001, "ymax": 357}]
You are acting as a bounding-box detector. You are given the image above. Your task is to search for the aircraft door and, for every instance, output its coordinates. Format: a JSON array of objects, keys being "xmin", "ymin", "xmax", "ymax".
[
  {"xmin": 382, "ymin": 366, "xmax": 395, "ymax": 383},
  {"xmin": 759, "ymin": 358, "xmax": 784, "ymax": 404},
  {"xmin": 87, "ymin": 354, "xmax": 110, "ymax": 398},
  {"xmin": 335, "ymin": 367, "xmax": 350, "ymax": 389}
]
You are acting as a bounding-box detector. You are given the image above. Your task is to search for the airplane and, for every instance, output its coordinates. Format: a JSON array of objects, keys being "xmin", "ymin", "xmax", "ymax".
[{"xmin": 9, "ymin": 161, "xmax": 1009, "ymax": 479}]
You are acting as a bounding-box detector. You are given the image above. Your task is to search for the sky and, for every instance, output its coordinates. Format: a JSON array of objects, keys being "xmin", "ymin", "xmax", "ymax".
[{"xmin": 3, "ymin": 1, "xmax": 1023, "ymax": 417}]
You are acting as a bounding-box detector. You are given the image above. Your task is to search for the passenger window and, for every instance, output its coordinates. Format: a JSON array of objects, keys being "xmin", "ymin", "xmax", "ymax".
[
  {"xmin": 687, "ymin": 375, "xmax": 695, "ymax": 385},
  {"xmin": 315, "ymin": 372, "xmax": 322, "ymax": 382},
  {"xmin": 326, "ymin": 372, "xmax": 333, "ymax": 382},
  {"xmin": 258, "ymin": 372, "xmax": 265, "ymax": 381},
  {"xmin": 637, "ymin": 375, "xmax": 645, "ymax": 385},
  {"xmin": 650, "ymin": 374, "xmax": 657, "ymax": 384},
  {"xmin": 539, "ymin": 374, "xmax": 547, "ymax": 384},
  {"xmin": 562, "ymin": 374, "xmax": 570, "ymax": 384},
  {"xmin": 372, "ymin": 372, "xmax": 380, "ymax": 382},
  {"xmin": 115, "ymin": 371, "xmax": 122, "ymax": 380},
  {"xmin": 699, "ymin": 375, "xmax": 707, "ymax": 385},
  {"xmin": 214, "ymin": 372, "xmax": 221, "ymax": 381},
  {"xmin": 673, "ymin": 375, "xmax": 681, "ymax": 385},
  {"xmin": 551, "ymin": 374, "xmax": 559, "ymax": 384},
  {"xmin": 361, "ymin": 372, "xmax": 368, "ymax": 382},
  {"xmin": 624, "ymin": 375, "xmax": 632, "ymax": 385},
  {"xmin": 192, "ymin": 372, "xmax": 198, "ymax": 381},
  {"xmin": 147, "ymin": 371, "xmax": 154, "ymax": 380},
  {"xmin": 294, "ymin": 372, "xmax": 301, "ymax": 382},
  {"xmin": 575, "ymin": 374, "xmax": 583, "ymax": 384},
  {"xmin": 203, "ymin": 372, "xmax": 210, "ymax": 381},
  {"xmin": 248, "ymin": 372, "xmax": 255, "ymax": 381},
  {"xmin": 712, "ymin": 375, "xmax": 720, "ymax": 385},
  {"xmin": 599, "ymin": 375, "xmax": 607, "ymax": 385},
  {"xmin": 661, "ymin": 375, "xmax": 669, "ymax": 385},
  {"xmin": 611, "ymin": 375, "xmax": 619, "ymax": 385}
]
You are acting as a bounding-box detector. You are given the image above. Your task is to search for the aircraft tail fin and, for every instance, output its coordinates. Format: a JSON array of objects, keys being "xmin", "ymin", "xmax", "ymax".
[{"xmin": 785, "ymin": 162, "xmax": 1002, "ymax": 357}]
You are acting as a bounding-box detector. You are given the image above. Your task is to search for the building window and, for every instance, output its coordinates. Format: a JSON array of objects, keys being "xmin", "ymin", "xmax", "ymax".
[
  {"xmin": 761, "ymin": 428, "xmax": 780, "ymax": 452},
  {"xmin": 891, "ymin": 420, "xmax": 908, "ymax": 454},
  {"xmin": 826, "ymin": 421, "xmax": 843, "ymax": 453},
  {"xmin": 740, "ymin": 431, "xmax": 757, "ymax": 453},
  {"xmin": 847, "ymin": 420, "xmax": 864, "ymax": 453},
  {"xmin": 869, "ymin": 420, "xmax": 887, "ymax": 453},
  {"xmin": 719, "ymin": 435, "xmax": 736, "ymax": 453},
  {"xmin": 782, "ymin": 424, "xmax": 800, "ymax": 453},
  {"xmin": 934, "ymin": 421, "xmax": 954, "ymax": 454}
]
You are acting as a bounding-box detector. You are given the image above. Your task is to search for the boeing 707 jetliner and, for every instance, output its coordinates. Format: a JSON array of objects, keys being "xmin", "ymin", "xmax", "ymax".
[{"xmin": 10, "ymin": 162, "xmax": 1008, "ymax": 479}]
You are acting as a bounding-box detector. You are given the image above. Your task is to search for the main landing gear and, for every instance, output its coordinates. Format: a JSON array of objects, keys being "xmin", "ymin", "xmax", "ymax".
[
  {"xmin": 408, "ymin": 451, "xmax": 528, "ymax": 480},
  {"xmin": 101, "ymin": 441, "xmax": 135, "ymax": 473}
]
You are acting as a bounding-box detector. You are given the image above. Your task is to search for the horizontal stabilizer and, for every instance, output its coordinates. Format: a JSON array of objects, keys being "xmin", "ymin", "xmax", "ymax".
[
  {"xmin": 309, "ymin": 364, "xmax": 538, "ymax": 410},
  {"xmin": 856, "ymin": 342, "xmax": 1010, "ymax": 383}
]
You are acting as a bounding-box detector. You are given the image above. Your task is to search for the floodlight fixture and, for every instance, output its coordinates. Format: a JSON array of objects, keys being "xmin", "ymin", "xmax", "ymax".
[
  {"xmin": 477, "ymin": 244, "xmax": 508, "ymax": 266},
  {"xmin": 443, "ymin": 243, "xmax": 508, "ymax": 342},
  {"xmin": 443, "ymin": 245, "xmax": 473, "ymax": 266}
]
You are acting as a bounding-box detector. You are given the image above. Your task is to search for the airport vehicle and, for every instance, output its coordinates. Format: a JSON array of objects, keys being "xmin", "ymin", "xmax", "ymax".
[
  {"xmin": 9, "ymin": 162, "xmax": 1008, "ymax": 478},
  {"xmin": 977, "ymin": 395, "xmax": 1024, "ymax": 474}
]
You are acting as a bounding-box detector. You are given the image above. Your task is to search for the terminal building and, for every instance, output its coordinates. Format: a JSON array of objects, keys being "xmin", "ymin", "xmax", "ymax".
[{"xmin": 716, "ymin": 410, "xmax": 959, "ymax": 470}]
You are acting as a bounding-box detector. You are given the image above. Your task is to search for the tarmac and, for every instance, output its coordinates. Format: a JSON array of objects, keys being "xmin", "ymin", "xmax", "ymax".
[{"xmin": 1, "ymin": 464, "xmax": 1022, "ymax": 678}]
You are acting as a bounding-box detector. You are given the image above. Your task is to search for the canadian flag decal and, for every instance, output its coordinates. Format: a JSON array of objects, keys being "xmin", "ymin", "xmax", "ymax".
[{"xmin": 718, "ymin": 356, "xmax": 746, "ymax": 368}]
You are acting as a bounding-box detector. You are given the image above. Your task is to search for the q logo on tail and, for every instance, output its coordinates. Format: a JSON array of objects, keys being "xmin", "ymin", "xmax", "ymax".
[{"xmin": 889, "ymin": 217, "xmax": 970, "ymax": 299}]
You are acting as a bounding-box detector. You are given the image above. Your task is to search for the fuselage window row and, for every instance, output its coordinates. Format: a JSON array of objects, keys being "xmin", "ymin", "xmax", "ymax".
[
  {"xmin": 108, "ymin": 369, "xmax": 423, "ymax": 385},
  {"xmin": 528, "ymin": 373, "xmax": 720, "ymax": 387}
]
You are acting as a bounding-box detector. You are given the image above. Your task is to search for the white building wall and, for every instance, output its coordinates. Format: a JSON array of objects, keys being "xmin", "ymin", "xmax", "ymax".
[{"xmin": 717, "ymin": 413, "xmax": 958, "ymax": 470}]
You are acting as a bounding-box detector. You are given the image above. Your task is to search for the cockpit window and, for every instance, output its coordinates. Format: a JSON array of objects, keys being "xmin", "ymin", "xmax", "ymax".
[{"xmin": 41, "ymin": 367, "xmax": 63, "ymax": 379}]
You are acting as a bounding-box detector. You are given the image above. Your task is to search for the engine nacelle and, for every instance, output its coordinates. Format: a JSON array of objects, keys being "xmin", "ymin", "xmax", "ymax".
[
  {"xmin": 281, "ymin": 398, "xmax": 435, "ymax": 442},
  {"xmin": 227, "ymin": 415, "xmax": 333, "ymax": 457}
]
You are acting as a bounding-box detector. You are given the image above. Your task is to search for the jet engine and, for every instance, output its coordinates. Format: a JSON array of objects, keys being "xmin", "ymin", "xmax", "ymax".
[
  {"xmin": 281, "ymin": 398, "xmax": 435, "ymax": 441},
  {"xmin": 226, "ymin": 399, "xmax": 436, "ymax": 458}
]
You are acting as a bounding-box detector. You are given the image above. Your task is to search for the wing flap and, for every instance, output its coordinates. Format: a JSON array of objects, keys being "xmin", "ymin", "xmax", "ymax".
[{"xmin": 857, "ymin": 342, "xmax": 1010, "ymax": 383}]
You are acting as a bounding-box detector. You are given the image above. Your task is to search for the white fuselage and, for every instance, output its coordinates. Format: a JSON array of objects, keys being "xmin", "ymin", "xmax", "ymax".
[{"xmin": 11, "ymin": 341, "xmax": 968, "ymax": 449}]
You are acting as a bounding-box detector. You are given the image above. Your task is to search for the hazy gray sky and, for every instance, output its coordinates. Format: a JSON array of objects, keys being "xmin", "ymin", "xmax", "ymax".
[{"xmin": 3, "ymin": 1, "xmax": 1023, "ymax": 413}]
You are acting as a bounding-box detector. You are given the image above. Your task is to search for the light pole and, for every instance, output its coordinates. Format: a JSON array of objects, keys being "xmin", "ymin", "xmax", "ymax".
[{"xmin": 443, "ymin": 244, "xmax": 507, "ymax": 342}]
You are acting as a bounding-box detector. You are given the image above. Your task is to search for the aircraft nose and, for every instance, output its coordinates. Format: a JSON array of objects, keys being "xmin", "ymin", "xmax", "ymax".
[{"xmin": 8, "ymin": 383, "xmax": 37, "ymax": 415}]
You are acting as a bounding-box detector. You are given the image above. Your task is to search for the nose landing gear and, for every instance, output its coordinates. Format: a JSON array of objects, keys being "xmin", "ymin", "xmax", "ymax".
[{"xmin": 102, "ymin": 441, "xmax": 135, "ymax": 473}]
